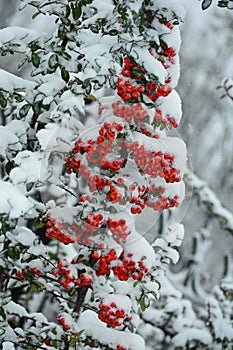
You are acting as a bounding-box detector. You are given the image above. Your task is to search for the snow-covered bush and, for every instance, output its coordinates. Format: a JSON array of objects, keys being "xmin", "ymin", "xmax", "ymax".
[{"xmin": 0, "ymin": 0, "xmax": 189, "ymax": 349}]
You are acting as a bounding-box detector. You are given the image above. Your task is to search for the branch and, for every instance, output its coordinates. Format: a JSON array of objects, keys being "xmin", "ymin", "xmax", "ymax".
[
  {"xmin": 216, "ymin": 78, "xmax": 233, "ymax": 101},
  {"xmin": 73, "ymin": 286, "xmax": 89, "ymax": 314},
  {"xmin": 185, "ymin": 168, "xmax": 233, "ymax": 234}
]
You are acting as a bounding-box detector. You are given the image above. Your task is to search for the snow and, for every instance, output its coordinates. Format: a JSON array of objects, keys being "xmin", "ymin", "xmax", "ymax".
[
  {"xmin": 78, "ymin": 310, "xmax": 145, "ymax": 350},
  {"xmin": 0, "ymin": 180, "xmax": 34, "ymax": 219},
  {"xmin": 158, "ymin": 89, "xmax": 182, "ymax": 125},
  {"xmin": 7, "ymin": 226, "xmax": 36, "ymax": 247},
  {"xmin": 207, "ymin": 297, "xmax": 233, "ymax": 340},
  {"xmin": 2, "ymin": 342, "xmax": 15, "ymax": 350},
  {"xmin": 185, "ymin": 169, "xmax": 233, "ymax": 233},
  {"xmin": 37, "ymin": 72, "xmax": 66, "ymax": 97},
  {"xmin": 101, "ymin": 294, "xmax": 132, "ymax": 314},
  {"xmin": 153, "ymin": 0, "xmax": 186, "ymax": 20},
  {"xmin": 0, "ymin": 69, "xmax": 35, "ymax": 96},
  {"xmin": 0, "ymin": 26, "xmax": 42, "ymax": 48},
  {"xmin": 133, "ymin": 47, "xmax": 167, "ymax": 83},
  {"xmin": 124, "ymin": 230, "xmax": 156, "ymax": 269},
  {"xmin": 111, "ymin": 281, "xmax": 133, "ymax": 296},
  {"xmin": 163, "ymin": 26, "xmax": 182, "ymax": 53},
  {"xmin": 166, "ymin": 223, "xmax": 184, "ymax": 246},
  {"xmin": 0, "ymin": 120, "xmax": 29, "ymax": 157},
  {"xmin": 153, "ymin": 237, "xmax": 180, "ymax": 264},
  {"xmin": 4, "ymin": 301, "xmax": 28, "ymax": 318},
  {"xmin": 10, "ymin": 151, "xmax": 43, "ymax": 190},
  {"xmin": 58, "ymin": 90, "xmax": 85, "ymax": 114},
  {"xmin": 0, "ymin": 127, "xmax": 19, "ymax": 158},
  {"xmin": 172, "ymin": 328, "xmax": 212, "ymax": 347}
]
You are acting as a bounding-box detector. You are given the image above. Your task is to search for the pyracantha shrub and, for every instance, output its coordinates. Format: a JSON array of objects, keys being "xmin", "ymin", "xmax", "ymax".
[{"xmin": 0, "ymin": 0, "xmax": 187, "ymax": 349}]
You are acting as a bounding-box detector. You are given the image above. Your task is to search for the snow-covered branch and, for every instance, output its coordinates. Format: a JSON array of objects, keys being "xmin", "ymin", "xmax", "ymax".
[{"xmin": 185, "ymin": 168, "xmax": 233, "ymax": 234}]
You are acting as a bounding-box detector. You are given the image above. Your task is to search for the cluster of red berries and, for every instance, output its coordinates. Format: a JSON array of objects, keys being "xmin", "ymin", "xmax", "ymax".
[
  {"xmin": 96, "ymin": 249, "xmax": 117, "ymax": 276},
  {"xmin": 106, "ymin": 184, "xmax": 123, "ymax": 203},
  {"xmin": 162, "ymin": 44, "xmax": 176, "ymax": 59},
  {"xmin": 16, "ymin": 266, "xmax": 42, "ymax": 281},
  {"xmin": 89, "ymin": 175, "xmax": 110, "ymax": 192},
  {"xmin": 46, "ymin": 216, "xmax": 75, "ymax": 245},
  {"xmin": 113, "ymin": 253, "xmax": 148, "ymax": 281},
  {"xmin": 125, "ymin": 142, "xmax": 180, "ymax": 182},
  {"xmin": 154, "ymin": 109, "xmax": 178, "ymax": 129},
  {"xmin": 98, "ymin": 301, "xmax": 132, "ymax": 328},
  {"xmin": 94, "ymin": 249, "xmax": 148, "ymax": 281},
  {"xmin": 165, "ymin": 21, "xmax": 174, "ymax": 30},
  {"xmin": 108, "ymin": 218, "xmax": 129, "ymax": 242},
  {"xmin": 46, "ymin": 211, "xmax": 131, "ymax": 247},
  {"xmin": 56, "ymin": 314, "xmax": 71, "ymax": 331},
  {"xmin": 64, "ymin": 122, "xmax": 126, "ymax": 177},
  {"xmin": 112, "ymin": 101, "xmax": 147, "ymax": 123},
  {"xmin": 137, "ymin": 124, "xmax": 160, "ymax": 138},
  {"xmin": 105, "ymin": 102, "xmax": 159, "ymax": 137},
  {"xmin": 150, "ymin": 42, "xmax": 176, "ymax": 70},
  {"xmin": 86, "ymin": 213, "xmax": 104, "ymax": 228},
  {"xmin": 45, "ymin": 215, "xmax": 91, "ymax": 246},
  {"xmin": 117, "ymin": 57, "xmax": 172, "ymax": 102},
  {"xmin": 129, "ymin": 183, "xmax": 179, "ymax": 213},
  {"xmin": 52, "ymin": 260, "xmax": 92, "ymax": 290},
  {"xmin": 16, "ymin": 270, "xmax": 26, "ymax": 280},
  {"xmin": 52, "ymin": 260, "xmax": 73, "ymax": 290}
]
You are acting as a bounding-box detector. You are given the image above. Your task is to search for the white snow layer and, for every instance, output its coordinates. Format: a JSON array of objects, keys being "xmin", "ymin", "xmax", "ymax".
[
  {"xmin": 172, "ymin": 328, "xmax": 212, "ymax": 347},
  {"xmin": 0, "ymin": 69, "xmax": 35, "ymax": 96},
  {"xmin": 2, "ymin": 342, "xmax": 15, "ymax": 350},
  {"xmin": 0, "ymin": 180, "xmax": 34, "ymax": 218},
  {"xmin": 0, "ymin": 120, "xmax": 29, "ymax": 157},
  {"xmin": 134, "ymin": 47, "xmax": 167, "ymax": 83},
  {"xmin": 10, "ymin": 151, "xmax": 43, "ymax": 188},
  {"xmin": 78, "ymin": 310, "xmax": 145, "ymax": 350}
]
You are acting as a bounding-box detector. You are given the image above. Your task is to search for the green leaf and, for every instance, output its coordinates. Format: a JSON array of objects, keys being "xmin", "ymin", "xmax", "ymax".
[
  {"xmin": 5, "ymin": 161, "xmax": 14, "ymax": 175},
  {"xmin": 133, "ymin": 280, "xmax": 142, "ymax": 287},
  {"xmin": 26, "ymin": 182, "xmax": 34, "ymax": 192},
  {"xmin": 31, "ymin": 52, "xmax": 41, "ymax": 68},
  {"xmin": 7, "ymin": 247, "xmax": 20, "ymax": 260},
  {"xmin": 32, "ymin": 11, "xmax": 40, "ymax": 20},
  {"xmin": 71, "ymin": 2, "xmax": 82, "ymax": 20},
  {"xmin": 108, "ymin": 29, "xmax": 118, "ymax": 36},
  {"xmin": 217, "ymin": 0, "xmax": 228, "ymax": 7},
  {"xmin": 0, "ymin": 154, "xmax": 5, "ymax": 162},
  {"xmin": 58, "ymin": 24, "xmax": 66, "ymax": 39},
  {"xmin": 65, "ymin": 5, "xmax": 71, "ymax": 18},
  {"xmin": 0, "ymin": 92, "xmax": 7, "ymax": 108},
  {"xmin": 201, "ymin": 0, "xmax": 213, "ymax": 10},
  {"xmin": 0, "ymin": 307, "xmax": 6, "ymax": 320},
  {"xmin": 62, "ymin": 51, "xmax": 72, "ymax": 61},
  {"xmin": 140, "ymin": 297, "xmax": 146, "ymax": 312},
  {"xmin": 140, "ymin": 295, "xmax": 150, "ymax": 312},
  {"xmin": 151, "ymin": 292, "xmax": 159, "ymax": 301},
  {"xmin": 32, "ymin": 103, "xmax": 41, "ymax": 115},
  {"xmin": 30, "ymin": 283, "xmax": 41, "ymax": 292},
  {"xmin": 160, "ymin": 123, "xmax": 166, "ymax": 130},
  {"xmin": 83, "ymin": 78, "xmax": 91, "ymax": 88},
  {"xmin": 87, "ymin": 94, "xmax": 97, "ymax": 101},
  {"xmin": 48, "ymin": 54, "xmax": 59, "ymax": 69},
  {"xmin": 109, "ymin": 76, "xmax": 117, "ymax": 89},
  {"xmin": 19, "ymin": 104, "xmax": 31, "ymax": 119},
  {"xmin": 90, "ymin": 25, "xmax": 99, "ymax": 34},
  {"xmin": 36, "ymin": 216, "xmax": 49, "ymax": 229},
  {"xmin": 61, "ymin": 67, "xmax": 70, "ymax": 83}
]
